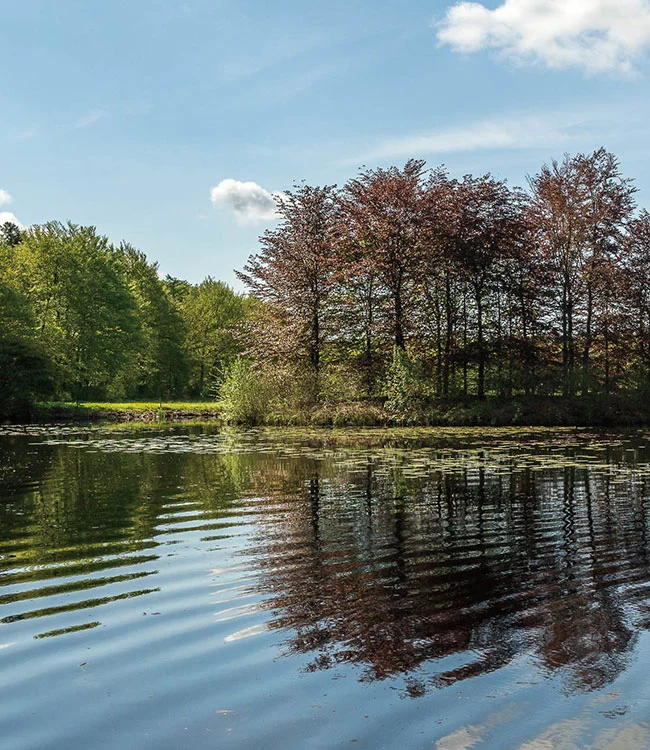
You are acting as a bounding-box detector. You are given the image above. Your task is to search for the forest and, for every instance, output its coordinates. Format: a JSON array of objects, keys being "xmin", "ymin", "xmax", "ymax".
[
  {"xmin": 0, "ymin": 221, "xmax": 247, "ymax": 417},
  {"xmin": 4, "ymin": 147, "xmax": 650, "ymax": 424}
]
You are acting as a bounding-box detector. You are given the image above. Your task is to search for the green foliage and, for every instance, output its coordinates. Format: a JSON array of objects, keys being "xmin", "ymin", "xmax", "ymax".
[
  {"xmin": 218, "ymin": 358, "xmax": 273, "ymax": 424},
  {"xmin": 0, "ymin": 266, "xmax": 54, "ymax": 417},
  {"xmin": 384, "ymin": 347, "xmax": 427, "ymax": 414},
  {"xmin": 117, "ymin": 244, "xmax": 189, "ymax": 398},
  {"xmin": 163, "ymin": 275, "xmax": 193, "ymax": 302},
  {"xmin": 181, "ymin": 278, "xmax": 246, "ymax": 397},
  {"xmin": 0, "ymin": 219, "xmax": 258, "ymax": 416},
  {"xmin": 0, "ymin": 337, "xmax": 53, "ymax": 418},
  {"xmin": 11, "ymin": 222, "xmax": 140, "ymax": 400},
  {"xmin": 0, "ymin": 221, "xmax": 23, "ymax": 247},
  {"xmin": 0, "ymin": 280, "xmax": 34, "ymax": 339},
  {"xmin": 318, "ymin": 365, "xmax": 363, "ymax": 404},
  {"xmin": 307, "ymin": 402, "xmax": 385, "ymax": 426}
]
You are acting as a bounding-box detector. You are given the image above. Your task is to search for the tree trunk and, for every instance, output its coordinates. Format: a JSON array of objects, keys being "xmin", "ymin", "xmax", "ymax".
[
  {"xmin": 310, "ymin": 306, "xmax": 320, "ymax": 373},
  {"xmin": 476, "ymin": 289, "xmax": 485, "ymax": 400},
  {"xmin": 394, "ymin": 284, "xmax": 405, "ymax": 350},
  {"xmin": 443, "ymin": 271, "xmax": 453, "ymax": 397},
  {"xmin": 582, "ymin": 282, "xmax": 593, "ymax": 396},
  {"xmin": 562, "ymin": 283, "xmax": 569, "ymax": 397}
]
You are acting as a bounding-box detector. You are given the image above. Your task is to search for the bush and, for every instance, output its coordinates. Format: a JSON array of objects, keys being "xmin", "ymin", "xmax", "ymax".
[
  {"xmin": 318, "ymin": 364, "xmax": 364, "ymax": 404},
  {"xmin": 218, "ymin": 358, "xmax": 273, "ymax": 424},
  {"xmin": 384, "ymin": 347, "xmax": 429, "ymax": 415},
  {"xmin": 0, "ymin": 337, "xmax": 53, "ymax": 419}
]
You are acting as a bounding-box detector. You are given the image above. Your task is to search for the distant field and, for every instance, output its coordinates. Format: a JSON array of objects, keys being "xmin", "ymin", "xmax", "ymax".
[
  {"xmin": 35, "ymin": 401, "xmax": 222, "ymax": 422},
  {"xmin": 79, "ymin": 401, "xmax": 220, "ymax": 412}
]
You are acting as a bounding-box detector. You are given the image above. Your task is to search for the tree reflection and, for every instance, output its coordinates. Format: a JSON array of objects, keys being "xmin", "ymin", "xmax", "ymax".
[
  {"xmin": 2, "ymin": 428, "xmax": 650, "ymax": 695},
  {"xmin": 251, "ymin": 452, "xmax": 650, "ymax": 695},
  {"xmin": 0, "ymin": 434, "xmax": 254, "ymax": 634}
]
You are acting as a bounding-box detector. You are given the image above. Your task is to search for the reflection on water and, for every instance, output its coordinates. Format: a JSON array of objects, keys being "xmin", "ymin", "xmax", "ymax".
[
  {"xmin": 257, "ymin": 458, "xmax": 650, "ymax": 694},
  {"xmin": 2, "ymin": 426, "xmax": 650, "ymax": 748}
]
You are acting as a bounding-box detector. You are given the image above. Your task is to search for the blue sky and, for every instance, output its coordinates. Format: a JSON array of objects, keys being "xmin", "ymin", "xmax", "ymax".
[{"xmin": 3, "ymin": 0, "xmax": 650, "ymax": 287}]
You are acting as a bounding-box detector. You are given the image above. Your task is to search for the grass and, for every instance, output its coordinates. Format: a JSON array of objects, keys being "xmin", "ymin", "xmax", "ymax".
[
  {"xmin": 19, "ymin": 393, "xmax": 650, "ymax": 427},
  {"xmin": 79, "ymin": 401, "xmax": 220, "ymax": 412},
  {"xmin": 34, "ymin": 400, "xmax": 222, "ymax": 423}
]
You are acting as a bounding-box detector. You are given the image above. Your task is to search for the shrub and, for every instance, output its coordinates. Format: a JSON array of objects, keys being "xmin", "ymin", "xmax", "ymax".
[
  {"xmin": 384, "ymin": 347, "xmax": 428, "ymax": 415},
  {"xmin": 218, "ymin": 358, "xmax": 273, "ymax": 424},
  {"xmin": 0, "ymin": 337, "xmax": 53, "ymax": 419}
]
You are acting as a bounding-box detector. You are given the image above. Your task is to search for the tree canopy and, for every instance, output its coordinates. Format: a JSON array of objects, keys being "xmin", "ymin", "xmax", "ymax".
[{"xmin": 5, "ymin": 148, "xmax": 650, "ymax": 424}]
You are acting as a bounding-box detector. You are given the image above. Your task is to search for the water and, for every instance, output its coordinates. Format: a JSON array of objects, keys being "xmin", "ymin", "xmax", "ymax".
[{"xmin": 1, "ymin": 425, "xmax": 650, "ymax": 749}]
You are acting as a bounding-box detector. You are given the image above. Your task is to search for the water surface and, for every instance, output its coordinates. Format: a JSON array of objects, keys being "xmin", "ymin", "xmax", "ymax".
[{"xmin": 1, "ymin": 425, "xmax": 650, "ymax": 748}]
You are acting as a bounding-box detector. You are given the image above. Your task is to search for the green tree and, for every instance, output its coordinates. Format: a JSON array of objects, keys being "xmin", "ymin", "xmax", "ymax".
[
  {"xmin": 163, "ymin": 275, "xmax": 193, "ymax": 302},
  {"xmin": 11, "ymin": 222, "xmax": 140, "ymax": 400},
  {"xmin": 181, "ymin": 277, "xmax": 246, "ymax": 397},
  {"xmin": 0, "ymin": 244, "xmax": 53, "ymax": 416},
  {"xmin": 0, "ymin": 221, "xmax": 23, "ymax": 247},
  {"xmin": 117, "ymin": 244, "xmax": 189, "ymax": 398}
]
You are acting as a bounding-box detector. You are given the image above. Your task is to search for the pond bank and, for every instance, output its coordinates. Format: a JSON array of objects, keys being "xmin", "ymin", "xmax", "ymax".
[
  {"xmin": 30, "ymin": 401, "xmax": 223, "ymax": 424},
  {"xmin": 12, "ymin": 395, "xmax": 650, "ymax": 427}
]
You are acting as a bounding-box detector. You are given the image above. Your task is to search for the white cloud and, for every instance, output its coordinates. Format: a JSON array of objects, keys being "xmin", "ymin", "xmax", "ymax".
[
  {"xmin": 436, "ymin": 0, "xmax": 650, "ymax": 74},
  {"xmin": 210, "ymin": 179, "xmax": 279, "ymax": 223},
  {"xmin": 436, "ymin": 726, "xmax": 483, "ymax": 750},
  {"xmin": 72, "ymin": 109, "xmax": 105, "ymax": 129},
  {"xmin": 17, "ymin": 127, "xmax": 38, "ymax": 140},
  {"xmin": 0, "ymin": 211, "xmax": 22, "ymax": 228},
  {"xmin": 356, "ymin": 111, "xmax": 587, "ymax": 162},
  {"xmin": 0, "ymin": 189, "xmax": 11, "ymax": 206},
  {"xmin": 216, "ymin": 32, "xmax": 332, "ymax": 82}
]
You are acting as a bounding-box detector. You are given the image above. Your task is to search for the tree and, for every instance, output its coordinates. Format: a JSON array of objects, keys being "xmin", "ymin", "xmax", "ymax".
[
  {"xmin": 164, "ymin": 275, "xmax": 193, "ymax": 302},
  {"xmin": 0, "ymin": 221, "xmax": 23, "ymax": 247},
  {"xmin": 181, "ymin": 277, "xmax": 246, "ymax": 397},
  {"xmin": 623, "ymin": 212, "xmax": 650, "ymax": 388},
  {"xmin": 118, "ymin": 244, "xmax": 189, "ymax": 398},
  {"xmin": 332, "ymin": 240, "xmax": 385, "ymax": 396},
  {"xmin": 529, "ymin": 155, "xmax": 588, "ymax": 395},
  {"xmin": 0, "ymin": 336, "xmax": 53, "ymax": 418},
  {"xmin": 528, "ymin": 149, "xmax": 636, "ymax": 396},
  {"xmin": 415, "ymin": 167, "xmax": 464, "ymax": 397},
  {"xmin": 0, "ymin": 245, "xmax": 53, "ymax": 415},
  {"xmin": 237, "ymin": 184, "xmax": 338, "ymax": 399},
  {"xmin": 441, "ymin": 175, "xmax": 523, "ymax": 398},
  {"xmin": 574, "ymin": 149, "xmax": 635, "ymax": 393},
  {"xmin": 339, "ymin": 161, "xmax": 428, "ymax": 352},
  {"xmin": 11, "ymin": 222, "xmax": 140, "ymax": 400},
  {"xmin": 498, "ymin": 206, "xmax": 552, "ymax": 395}
]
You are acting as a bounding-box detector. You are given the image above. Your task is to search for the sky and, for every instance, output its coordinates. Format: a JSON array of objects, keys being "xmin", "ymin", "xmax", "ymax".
[{"xmin": 3, "ymin": 0, "xmax": 650, "ymax": 287}]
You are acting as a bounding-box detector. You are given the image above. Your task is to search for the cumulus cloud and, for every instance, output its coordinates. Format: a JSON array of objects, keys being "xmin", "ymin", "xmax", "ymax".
[
  {"xmin": 0, "ymin": 211, "xmax": 22, "ymax": 228},
  {"xmin": 436, "ymin": 0, "xmax": 650, "ymax": 74},
  {"xmin": 210, "ymin": 179, "xmax": 279, "ymax": 223},
  {"xmin": 0, "ymin": 189, "xmax": 12, "ymax": 206}
]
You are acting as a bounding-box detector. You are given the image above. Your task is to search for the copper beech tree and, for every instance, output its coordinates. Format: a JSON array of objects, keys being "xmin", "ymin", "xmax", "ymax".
[
  {"xmin": 528, "ymin": 149, "xmax": 636, "ymax": 396},
  {"xmin": 236, "ymin": 184, "xmax": 338, "ymax": 399},
  {"xmin": 338, "ymin": 160, "xmax": 429, "ymax": 353},
  {"xmin": 236, "ymin": 149, "xmax": 650, "ymax": 404}
]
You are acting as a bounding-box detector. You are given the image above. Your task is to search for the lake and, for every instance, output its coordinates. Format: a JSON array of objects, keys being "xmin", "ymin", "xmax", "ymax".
[{"xmin": 1, "ymin": 425, "xmax": 650, "ymax": 749}]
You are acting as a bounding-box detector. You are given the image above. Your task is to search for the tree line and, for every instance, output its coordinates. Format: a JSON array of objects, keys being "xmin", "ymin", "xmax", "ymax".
[
  {"xmin": 232, "ymin": 148, "xmax": 650, "ymax": 421},
  {"xmin": 4, "ymin": 147, "xmax": 650, "ymax": 422},
  {"xmin": 0, "ymin": 221, "xmax": 246, "ymax": 416}
]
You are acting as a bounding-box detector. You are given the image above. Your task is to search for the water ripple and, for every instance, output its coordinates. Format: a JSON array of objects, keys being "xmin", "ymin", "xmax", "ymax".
[{"xmin": 2, "ymin": 426, "xmax": 650, "ymax": 748}]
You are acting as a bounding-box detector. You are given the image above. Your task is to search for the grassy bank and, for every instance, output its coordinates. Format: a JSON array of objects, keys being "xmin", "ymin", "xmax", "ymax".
[
  {"xmin": 15, "ymin": 394, "xmax": 650, "ymax": 427},
  {"xmin": 33, "ymin": 401, "xmax": 222, "ymax": 423},
  {"xmin": 252, "ymin": 395, "xmax": 650, "ymax": 428}
]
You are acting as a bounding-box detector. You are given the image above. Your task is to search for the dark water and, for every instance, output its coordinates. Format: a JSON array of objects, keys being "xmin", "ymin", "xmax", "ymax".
[{"xmin": 2, "ymin": 426, "xmax": 650, "ymax": 749}]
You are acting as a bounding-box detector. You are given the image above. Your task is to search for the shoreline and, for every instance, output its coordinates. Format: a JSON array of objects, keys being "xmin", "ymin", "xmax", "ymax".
[
  {"xmin": 30, "ymin": 402, "xmax": 223, "ymax": 424},
  {"xmin": 7, "ymin": 396, "xmax": 650, "ymax": 428}
]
